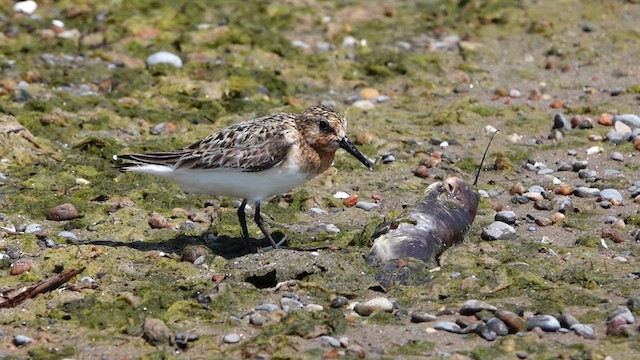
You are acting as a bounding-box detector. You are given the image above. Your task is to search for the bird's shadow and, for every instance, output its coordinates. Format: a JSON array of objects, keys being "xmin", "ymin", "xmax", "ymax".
[{"xmin": 86, "ymin": 231, "xmax": 287, "ymax": 260}]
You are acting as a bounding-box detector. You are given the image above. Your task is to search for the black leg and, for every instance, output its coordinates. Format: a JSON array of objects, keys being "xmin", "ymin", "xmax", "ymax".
[
  {"xmin": 254, "ymin": 201, "xmax": 279, "ymax": 249},
  {"xmin": 237, "ymin": 199, "xmax": 250, "ymax": 250}
]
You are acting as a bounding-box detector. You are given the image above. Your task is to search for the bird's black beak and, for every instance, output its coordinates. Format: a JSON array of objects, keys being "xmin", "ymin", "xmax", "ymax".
[{"xmin": 339, "ymin": 136, "xmax": 373, "ymax": 168}]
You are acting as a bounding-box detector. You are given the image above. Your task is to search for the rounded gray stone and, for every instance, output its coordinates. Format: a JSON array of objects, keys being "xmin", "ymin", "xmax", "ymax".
[
  {"xmin": 481, "ymin": 221, "xmax": 517, "ymax": 241},
  {"xmin": 526, "ymin": 315, "xmax": 560, "ymax": 332}
]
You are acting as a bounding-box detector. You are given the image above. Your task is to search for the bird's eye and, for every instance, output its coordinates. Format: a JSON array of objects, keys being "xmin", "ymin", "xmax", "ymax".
[{"xmin": 318, "ymin": 120, "xmax": 331, "ymax": 132}]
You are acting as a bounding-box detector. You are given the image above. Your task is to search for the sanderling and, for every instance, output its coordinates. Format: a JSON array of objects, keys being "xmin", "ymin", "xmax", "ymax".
[{"xmin": 115, "ymin": 105, "xmax": 372, "ymax": 250}]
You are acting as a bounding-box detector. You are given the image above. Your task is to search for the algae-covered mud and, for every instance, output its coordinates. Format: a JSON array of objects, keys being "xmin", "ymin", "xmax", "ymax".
[{"xmin": 1, "ymin": 0, "xmax": 640, "ymax": 358}]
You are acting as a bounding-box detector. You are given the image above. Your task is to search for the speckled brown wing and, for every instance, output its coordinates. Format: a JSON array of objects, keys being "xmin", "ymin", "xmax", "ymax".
[{"xmin": 174, "ymin": 114, "xmax": 297, "ymax": 172}]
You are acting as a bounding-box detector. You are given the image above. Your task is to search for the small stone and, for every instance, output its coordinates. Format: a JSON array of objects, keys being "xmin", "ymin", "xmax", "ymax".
[
  {"xmin": 481, "ymin": 221, "xmax": 517, "ymax": 241},
  {"xmin": 351, "ymin": 100, "xmax": 375, "ymax": 110},
  {"xmin": 413, "ymin": 165, "xmax": 429, "ymax": 178},
  {"xmin": 343, "ymin": 195, "xmax": 358, "ymax": 207},
  {"xmin": 510, "ymin": 183, "xmax": 525, "ymax": 195},
  {"xmin": 599, "ymin": 113, "xmax": 614, "ymax": 126},
  {"xmin": 434, "ymin": 321, "xmax": 462, "ymax": 333},
  {"xmin": 330, "ymin": 296, "xmax": 348, "ymax": 308},
  {"xmin": 13, "ymin": 1, "xmax": 37, "ymax": 14},
  {"xmin": 182, "ymin": 245, "xmax": 210, "ymax": 263},
  {"xmin": 552, "ymin": 212, "xmax": 565, "ymax": 223},
  {"xmin": 355, "ymin": 201, "xmax": 379, "ymax": 211},
  {"xmin": 534, "ymin": 199, "xmax": 553, "ymax": 211},
  {"xmin": 280, "ymin": 297, "xmax": 304, "ymax": 312},
  {"xmin": 614, "ymin": 121, "xmax": 632, "ymax": 135},
  {"xmin": 320, "ymin": 335, "xmax": 341, "ymax": 348},
  {"xmin": 333, "ymin": 191, "xmax": 350, "ymax": 199},
  {"xmin": 552, "ymin": 113, "xmax": 571, "ymax": 131},
  {"xmin": 606, "ymin": 130, "xmax": 625, "ymax": 144},
  {"xmin": 249, "ymin": 313, "xmax": 263, "ymax": 326},
  {"xmin": 613, "ymin": 114, "xmax": 640, "ymax": 129},
  {"xmin": 143, "ymin": 318, "xmax": 174, "ymax": 345},
  {"xmin": 411, "ymin": 312, "xmax": 437, "ymax": 323},
  {"xmin": 309, "ymin": 207, "xmax": 327, "ymax": 215},
  {"xmin": 526, "ymin": 314, "xmax": 560, "ymax": 332},
  {"xmin": 148, "ymin": 215, "xmax": 168, "ymax": 229},
  {"xmin": 486, "ymin": 317, "xmax": 509, "ymax": 336},
  {"xmin": 586, "ymin": 146, "xmax": 603, "ymax": 155},
  {"xmin": 354, "ymin": 297, "xmax": 394, "ymax": 316},
  {"xmin": 146, "ymin": 51, "xmax": 183, "ymax": 68},
  {"xmin": 600, "ymin": 189, "xmax": 623, "ymax": 203},
  {"xmin": 570, "ymin": 324, "xmax": 595, "ymax": 339},
  {"xmin": 459, "ymin": 299, "xmax": 497, "ymax": 315},
  {"xmin": 509, "ymin": 89, "xmax": 522, "ymax": 98},
  {"xmin": 573, "ymin": 187, "xmax": 600, "ymax": 198},
  {"xmin": 359, "ymin": 88, "xmax": 380, "ymax": 99},
  {"xmin": 178, "ymin": 220, "xmax": 198, "ymax": 232},
  {"xmin": 305, "ymin": 304, "xmax": 323, "ymax": 312},
  {"xmin": 607, "ymin": 307, "xmax": 634, "ymax": 324},
  {"xmin": 24, "ymin": 223, "xmax": 42, "ymax": 233},
  {"xmin": 223, "ymin": 333, "xmax": 241, "ymax": 344},
  {"xmin": 13, "ymin": 335, "xmax": 33, "ymax": 346},
  {"xmin": 495, "ymin": 309, "xmax": 525, "ymax": 333},
  {"xmin": 495, "ymin": 211, "xmax": 516, "ymax": 224},
  {"xmin": 10, "ymin": 259, "xmax": 31, "ymax": 275},
  {"xmin": 610, "ymin": 152, "xmax": 625, "ymax": 162},
  {"xmin": 559, "ymin": 314, "xmax": 579, "ymax": 328},
  {"xmin": 255, "ymin": 303, "xmax": 279, "ymax": 312},
  {"xmin": 47, "ymin": 203, "xmax": 80, "ymax": 221}
]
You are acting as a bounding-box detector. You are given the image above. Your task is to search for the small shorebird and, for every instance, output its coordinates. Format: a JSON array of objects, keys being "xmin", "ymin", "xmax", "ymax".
[{"xmin": 115, "ymin": 105, "xmax": 372, "ymax": 250}]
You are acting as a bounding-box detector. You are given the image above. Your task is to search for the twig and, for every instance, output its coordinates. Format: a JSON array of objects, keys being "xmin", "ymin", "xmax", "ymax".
[{"xmin": 0, "ymin": 267, "xmax": 86, "ymax": 308}]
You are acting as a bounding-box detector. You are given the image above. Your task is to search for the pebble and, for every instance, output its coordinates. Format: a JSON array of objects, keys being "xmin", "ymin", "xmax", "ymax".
[
  {"xmin": 411, "ymin": 312, "xmax": 437, "ymax": 323},
  {"xmin": 570, "ymin": 324, "xmax": 596, "ymax": 339},
  {"xmin": 459, "ymin": 300, "xmax": 497, "ymax": 315},
  {"xmin": 255, "ymin": 303, "xmax": 279, "ymax": 312},
  {"xmin": 309, "ymin": 207, "xmax": 327, "ymax": 215},
  {"xmin": 223, "ymin": 333, "xmax": 241, "ymax": 344},
  {"xmin": 534, "ymin": 199, "xmax": 553, "ymax": 211},
  {"xmin": 10, "ymin": 259, "xmax": 32, "ymax": 275},
  {"xmin": 380, "ymin": 152, "xmax": 395, "ymax": 163},
  {"xmin": 570, "ymin": 160, "xmax": 588, "ymax": 171},
  {"xmin": 305, "ymin": 304, "xmax": 323, "ymax": 312},
  {"xmin": 354, "ymin": 297, "xmax": 394, "ymax": 316},
  {"xmin": 577, "ymin": 169, "xmax": 597, "ymax": 182},
  {"xmin": 607, "ymin": 306, "xmax": 634, "ymax": 324},
  {"xmin": 343, "ymin": 195, "xmax": 358, "ymax": 207},
  {"xmin": 330, "ymin": 296, "xmax": 349, "ymax": 308},
  {"xmin": 552, "ymin": 113, "xmax": 571, "ymax": 131},
  {"xmin": 599, "ymin": 189, "xmax": 623, "ymax": 203},
  {"xmin": 495, "ymin": 310, "xmax": 525, "ymax": 333},
  {"xmin": 280, "ymin": 297, "xmax": 304, "ymax": 312},
  {"xmin": 14, "ymin": 1, "xmax": 37, "ymax": 14},
  {"xmin": 249, "ymin": 313, "xmax": 263, "ymax": 326},
  {"xmin": 352, "ymin": 99, "xmax": 375, "ymax": 110},
  {"xmin": 143, "ymin": 318, "xmax": 174, "ymax": 345},
  {"xmin": 290, "ymin": 40, "xmax": 310, "ymax": 49},
  {"xmin": 47, "ymin": 203, "xmax": 80, "ymax": 221},
  {"xmin": 320, "ymin": 335, "xmax": 341, "ymax": 348},
  {"xmin": 179, "ymin": 220, "xmax": 198, "ymax": 232},
  {"xmin": 495, "ymin": 211, "xmax": 516, "ymax": 224},
  {"xmin": 511, "ymin": 195, "xmax": 528, "ymax": 205},
  {"xmin": 146, "ymin": 51, "xmax": 183, "ymax": 68},
  {"xmin": 434, "ymin": 321, "xmax": 462, "ymax": 333},
  {"xmin": 333, "ymin": 191, "xmax": 350, "ymax": 199},
  {"xmin": 537, "ymin": 168, "xmax": 554, "ymax": 175},
  {"xmin": 606, "ymin": 130, "xmax": 624, "ymax": 144},
  {"xmin": 481, "ymin": 221, "xmax": 517, "ymax": 241},
  {"xmin": 573, "ymin": 187, "xmax": 600, "ymax": 197},
  {"xmin": 359, "ymin": 88, "xmax": 380, "ymax": 99},
  {"xmin": 323, "ymin": 223, "xmax": 340, "ymax": 234},
  {"xmin": 13, "ymin": 335, "xmax": 33, "ymax": 346},
  {"xmin": 614, "ymin": 121, "xmax": 632, "ymax": 135},
  {"xmin": 355, "ymin": 201, "xmax": 379, "ymax": 211},
  {"xmin": 526, "ymin": 315, "xmax": 560, "ymax": 332},
  {"xmin": 613, "ymin": 114, "xmax": 640, "ymax": 129},
  {"xmin": 148, "ymin": 215, "xmax": 168, "ymax": 229},
  {"xmin": 24, "ymin": 223, "xmax": 42, "ymax": 233},
  {"xmin": 586, "ymin": 146, "xmax": 602, "ymax": 155},
  {"xmin": 486, "ymin": 317, "xmax": 509, "ymax": 336}
]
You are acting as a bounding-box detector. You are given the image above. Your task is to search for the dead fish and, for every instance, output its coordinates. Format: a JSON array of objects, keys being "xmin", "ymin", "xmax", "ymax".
[
  {"xmin": 366, "ymin": 131, "xmax": 497, "ymax": 287},
  {"xmin": 367, "ymin": 176, "xmax": 478, "ymax": 267}
]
